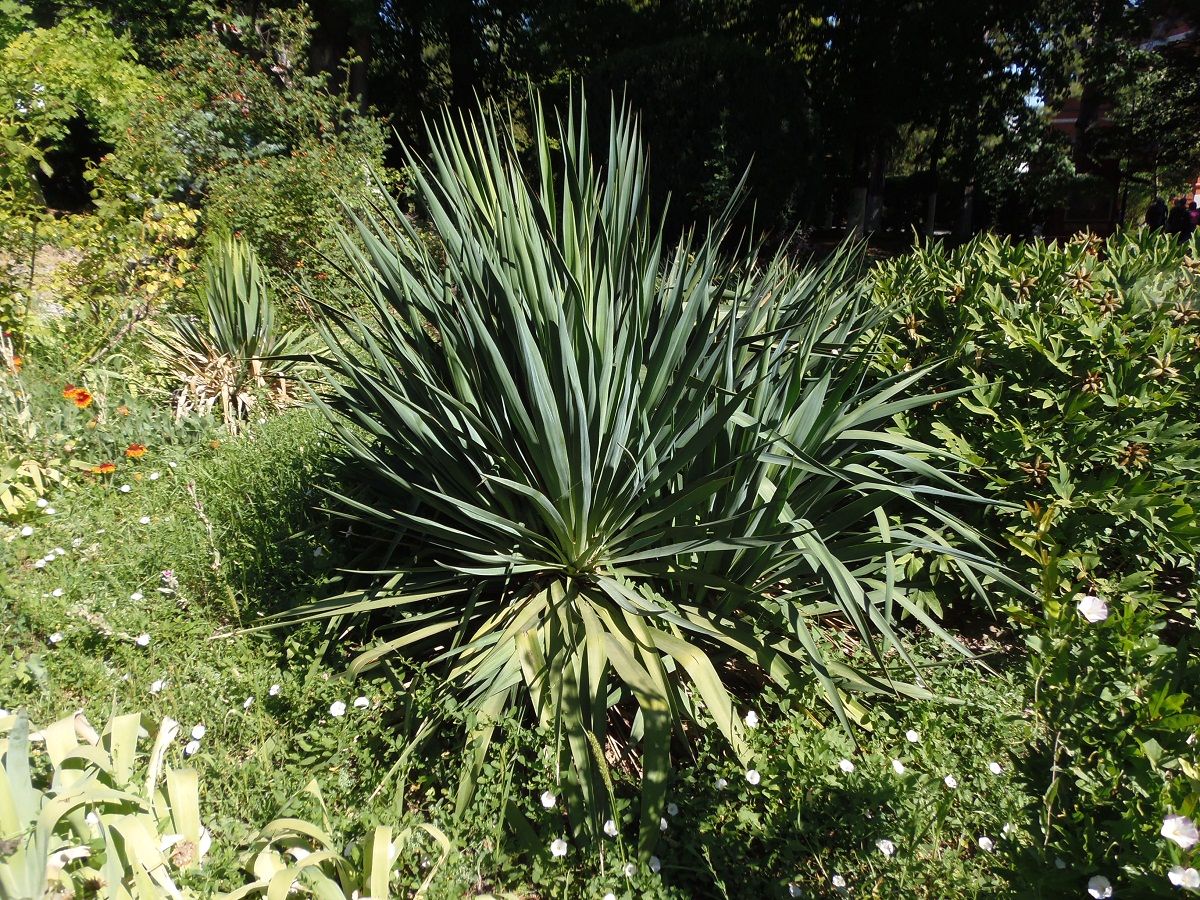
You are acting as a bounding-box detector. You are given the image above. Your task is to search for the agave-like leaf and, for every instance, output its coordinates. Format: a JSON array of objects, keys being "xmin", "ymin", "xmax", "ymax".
[{"xmin": 286, "ymin": 93, "xmax": 1005, "ymax": 853}]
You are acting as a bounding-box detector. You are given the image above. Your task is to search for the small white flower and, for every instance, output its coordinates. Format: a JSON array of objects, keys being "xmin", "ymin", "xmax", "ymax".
[
  {"xmin": 603, "ymin": 894, "xmax": 617, "ymax": 900},
  {"xmin": 269, "ymin": 683, "xmax": 281, "ymax": 696},
  {"xmin": 51, "ymin": 588, "xmax": 63, "ymax": 597},
  {"xmin": 1055, "ymin": 857, "xmax": 1066, "ymax": 869},
  {"xmin": 1076, "ymin": 593, "xmax": 1108, "ymax": 623},
  {"xmin": 44, "ymin": 507, "xmax": 55, "ymax": 516},
  {"xmin": 1168, "ymin": 867, "xmax": 1200, "ymax": 889},
  {"xmin": 243, "ymin": 696, "xmax": 254, "ymax": 709},
  {"xmin": 168, "ymin": 461, "xmax": 177, "ymax": 468},
  {"xmin": 905, "ymin": 729, "xmax": 920, "ymax": 743},
  {"xmin": 1002, "ymin": 822, "xmax": 1015, "ymax": 836},
  {"xmin": 988, "ymin": 761, "xmax": 1003, "ymax": 775},
  {"xmin": 623, "ymin": 863, "xmax": 636, "ymax": 878},
  {"xmin": 659, "ymin": 816, "xmax": 668, "ymax": 832},
  {"xmin": 20, "ymin": 525, "xmax": 33, "ymax": 536},
  {"xmin": 42, "ymin": 554, "xmax": 55, "ymax": 564},
  {"xmin": 549, "ymin": 838, "xmax": 568, "ymax": 858},
  {"xmin": 329, "ymin": 700, "xmax": 346, "ymax": 717},
  {"xmin": 540, "ymin": 790, "xmax": 556, "ymax": 809},
  {"xmin": 978, "ymin": 835, "xmax": 994, "ymax": 852},
  {"xmin": 789, "ymin": 886, "xmax": 803, "ymax": 898},
  {"xmin": 139, "ymin": 516, "xmax": 151, "ymax": 525},
  {"xmin": 36, "ymin": 498, "xmax": 47, "ymax": 508},
  {"xmin": 838, "ymin": 758, "xmax": 855, "ymax": 773},
  {"xmin": 832, "ymin": 875, "xmax": 846, "ymax": 888},
  {"xmin": 1162, "ymin": 814, "xmax": 1199, "ymax": 850},
  {"xmin": 183, "ymin": 739, "xmax": 200, "ymax": 756},
  {"xmin": 715, "ymin": 777, "xmax": 728, "ymax": 789},
  {"xmin": 119, "ymin": 484, "xmax": 131, "ymax": 493},
  {"xmin": 649, "ymin": 856, "xmax": 661, "ymax": 873},
  {"xmin": 34, "ymin": 559, "xmax": 46, "ymax": 569},
  {"xmin": 1087, "ymin": 875, "xmax": 1113, "ymax": 898},
  {"xmin": 150, "ymin": 678, "xmax": 167, "ymax": 694},
  {"xmin": 48, "ymin": 631, "xmax": 63, "ymax": 644},
  {"xmin": 604, "ymin": 818, "xmax": 618, "ymax": 837},
  {"xmin": 744, "ymin": 710, "xmax": 759, "ymax": 728},
  {"xmin": 943, "ymin": 774, "xmax": 958, "ymax": 789},
  {"xmin": 131, "ymin": 592, "xmax": 144, "ymax": 602},
  {"xmin": 354, "ymin": 696, "xmax": 370, "ymax": 709},
  {"xmin": 53, "ymin": 547, "xmax": 64, "ymax": 556},
  {"xmin": 85, "ymin": 811, "xmax": 100, "ymax": 827},
  {"xmin": 876, "ymin": 838, "xmax": 895, "ymax": 857},
  {"xmin": 149, "ymin": 471, "xmax": 160, "ymax": 480},
  {"xmin": 746, "ymin": 768, "xmax": 761, "ymax": 785},
  {"xmin": 891, "ymin": 759, "xmax": 906, "ymax": 775},
  {"xmin": 135, "ymin": 633, "xmax": 150, "ymax": 647},
  {"xmin": 667, "ymin": 802, "xmax": 679, "ymax": 816},
  {"xmin": 72, "ymin": 538, "xmax": 83, "ymax": 547},
  {"xmin": 191, "ymin": 724, "xmax": 206, "ymax": 740}
]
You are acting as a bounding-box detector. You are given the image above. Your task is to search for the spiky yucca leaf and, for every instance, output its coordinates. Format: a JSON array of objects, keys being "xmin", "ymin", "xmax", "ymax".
[{"xmin": 285, "ymin": 95, "xmax": 1007, "ymax": 853}]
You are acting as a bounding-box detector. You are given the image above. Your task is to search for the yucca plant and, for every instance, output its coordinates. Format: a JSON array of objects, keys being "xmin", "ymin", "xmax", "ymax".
[
  {"xmin": 285, "ymin": 95, "xmax": 1007, "ymax": 853},
  {"xmin": 0, "ymin": 708, "xmax": 210, "ymax": 899},
  {"xmin": 224, "ymin": 780, "xmax": 451, "ymax": 899},
  {"xmin": 146, "ymin": 236, "xmax": 312, "ymax": 431}
]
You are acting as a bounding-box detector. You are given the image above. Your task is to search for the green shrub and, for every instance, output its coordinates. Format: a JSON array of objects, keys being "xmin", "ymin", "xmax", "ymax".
[
  {"xmin": 283, "ymin": 95, "xmax": 1004, "ymax": 854},
  {"xmin": 874, "ymin": 230, "xmax": 1200, "ymax": 601}
]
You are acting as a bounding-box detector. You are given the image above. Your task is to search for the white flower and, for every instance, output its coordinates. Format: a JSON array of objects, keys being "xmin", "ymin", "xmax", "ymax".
[
  {"xmin": 838, "ymin": 758, "xmax": 855, "ymax": 773},
  {"xmin": 353, "ymin": 696, "xmax": 370, "ymax": 709},
  {"xmin": 329, "ymin": 701, "xmax": 346, "ymax": 717},
  {"xmin": 891, "ymin": 759, "xmax": 906, "ymax": 774},
  {"xmin": 119, "ymin": 484, "xmax": 131, "ymax": 493},
  {"xmin": 1162, "ymin": 815, "xmax": 1199, "ymax": 850},
  {"xmin": 20, "ymin": 525, "xmax": 33, "ymax": 536},
  {"xmin": 1002, "ymin": 822, "xmax": 1014, "ymax": 836},
  {"xmin": 72, "ymin": 538, "xmax": 83, "ymax": 548},
  {"xmin": 604, "ymin": 818, "xmax": 618, "ymax": 837},
  {"xmin": 789, "ymin": 886, "xmax": 803, "ymax": 898},
  {"xmin": 943, "ymin": 774, "xmax": 958, "ymax": 789},
  {"xmin": 540, "ymin": 790, "xmax": 556, "ymax": 809},
  {"xmin": 44, "ymin": 508, "xmax": 54, "ymax": 516},
  {"xmin": 746, "ymin": 768, "xmax": 761, "ymax": 785},
  {"xmin": 269, "ymin": 683, "xmax": 281, "ymax": 696},
  {"xmin": 139, "ymin": 516, "xmax": 151, "ymax": 525},
  {"xmin": 34, "ymin": 559, "xmax": 46, "ymax": 569},
  {"xmin": 603, "ymin": 894, "xmax": 617, "ymax": 900},
  {"xmin": 131, "ymin": 592, "xmax": 144, "ymax": 602},
  {"xmin": 191, "ymin": 724, "xmax": 206, "ymax": 740},
  {"xmin": 149, "ymin": 471, "xmax": 160, "ymax": 480},
  {"xmin": 168, "ymin": 461, "xmax": 177, "ymax": 468},
  {"xmin": 150, "ymin": 678, "xmax": 167, "ymax": 694},
  {"xmin": 135, "ymin": 633, "xmax": 150, "ymax": 647},
  {"xmin": 715, "ymin": 777, "xmax": 728, "ymax": 789},
  {"xmin": 876, "ymin": 838, "xmax": 895, "ymax": 857},
  {"xmin": 832, "ymin": 875, "xmax": 846, "ymax": 888},
  {"xmin": 905, "ymin": 729, "xmax": 920, "ymax": 743},
  {"xmin": 85, "ymin": 811, "xmax": 100, "ymax": 827},
  {"xmin": 1076, "ymin": 593, "xmax": 1108, "ymax": 623},
  {"xmin": 623, "ymin": 863, "xmax": 636, "ymax": 878},
  {"xmin": 744, "ymin": 710, "xmax": 759, "ymax": 728},
  {"xmin": 51, "ymin": 588, "xmax": 63, "ymax": 597},
  {"xmin": 53, "ymin": 547, "xmax": 64, "ymax": 556},
  {"xmin": 649, "ymin": 856, "xmax": 661, "ymax": 873},
  {"xmin": 549, "ymin": 838, "xmax": 568, "ymax": 858},
  {"xmin": 988, "ymin": 761, "xmax": 1003, "ymax": 775},
  {"xmin": 183, "ymin": 739, "xmax": 200, "ymax": 756},
  {"xmin": 36, "ymin": 498, "xmax": 47, "ymax": 508},
  {"xmin": 1087, "ymin": 875, "xmax": 1113, "ymax": 898},
  {"xmin": 243, "ymin": 696, "xmax": 254, "ymax": 709},
  {"xmin": 48, "ymin": 631, "xmax": 63, "ymax": 644},
  {"xmin": 667, "ymin": 802, "xmax": 679, "ymax": 816},
  {"xmin": 1168, "ymin": 867, "xmax": 1200, "ymax": 889},
  {"xmin": 659, "ymin": 817, "xmax": 668, "ymax": 831},
  {"xmin": 978, "ymin": 835, "xmax": 994, "ymax": 852}
]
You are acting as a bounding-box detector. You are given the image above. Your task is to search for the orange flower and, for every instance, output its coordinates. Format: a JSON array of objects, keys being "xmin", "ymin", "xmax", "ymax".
[
  {"xmin": 9, "ymin": 356, "xmax": 21, "ymax": 373},
  {"xmin": 125, "ymin": 443, "xmax": 147, "ymax": 459},
  {"xmin": 64, "ymin": 386, "xmax": 93, "ymax": 408},
  {"xmin": 63, "ymin": 384, "xmax": 77, "ymax": 398},
  {"xmin": 92, "ymin": 462, "xmax": 117, "ymax": 475}
]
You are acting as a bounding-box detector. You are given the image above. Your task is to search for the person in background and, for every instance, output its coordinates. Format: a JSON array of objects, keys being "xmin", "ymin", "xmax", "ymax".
[
  {"xmin": 1190, "ymin": 201, "xmax": 1200, "ymax": 230},
  {"xmin": 1146, "ymin": 196, "xmax": 1168, "ymax": 229},
  {"xmin": 1166, "ymin": 197, "xmax": 1193, "ymax": 237}
]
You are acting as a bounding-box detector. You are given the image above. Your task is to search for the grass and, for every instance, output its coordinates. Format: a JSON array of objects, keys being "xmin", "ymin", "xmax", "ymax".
[{"xmin": 0, "ymin": 383, "xmax": 1092, "ymax": 899}]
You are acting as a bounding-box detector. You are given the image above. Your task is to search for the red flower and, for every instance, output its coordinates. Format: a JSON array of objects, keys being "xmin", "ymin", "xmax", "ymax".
[
  {"xmin": 92, "ymin": 462, "xmax": 117, "ymax": 475},
  {"xmin": 125, "ymin": 443, "xmax": 147, "ymax": 459}
]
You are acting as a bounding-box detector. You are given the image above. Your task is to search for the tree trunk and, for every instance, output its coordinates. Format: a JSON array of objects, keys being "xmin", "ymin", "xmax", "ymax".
[
  {"xmin": 845, "ymin": 137, "xmax": 869, "ymax": 239},
  {"xmin": 923, "ymin": 112, "xmax": 949, "ymax": 237},
  {"xmin": 865, "ymin": 145, "xmax": 886, "ymax": 233}
]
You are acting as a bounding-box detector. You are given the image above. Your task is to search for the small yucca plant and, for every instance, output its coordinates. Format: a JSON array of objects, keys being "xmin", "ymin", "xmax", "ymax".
[
  {"xmin": 285, "ymin": 95, "xmax": 1005, "ymax": 853},
  {"xmin": 147, "ymin": 236, "xmax": 311, "ymax": 431}
]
